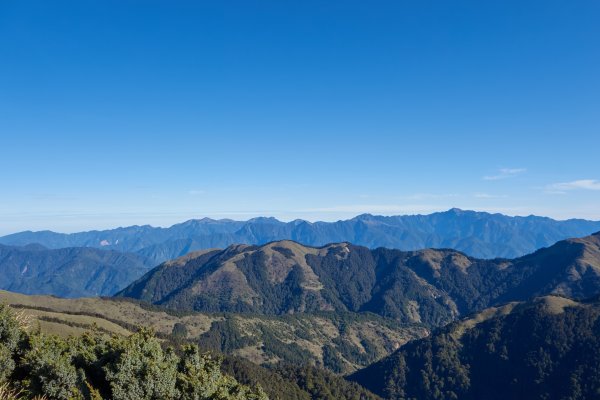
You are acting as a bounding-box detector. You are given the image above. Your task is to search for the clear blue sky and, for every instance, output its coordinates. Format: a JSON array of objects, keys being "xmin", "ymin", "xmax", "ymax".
[{"xmin": 1, "ymin": 0, "xmax": 599, "ymax": 234}]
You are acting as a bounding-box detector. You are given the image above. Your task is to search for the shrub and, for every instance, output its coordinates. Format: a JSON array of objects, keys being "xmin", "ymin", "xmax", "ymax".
[{"xmin": 0, "ymin": 305, "xmax": 268, "ymax": 400}]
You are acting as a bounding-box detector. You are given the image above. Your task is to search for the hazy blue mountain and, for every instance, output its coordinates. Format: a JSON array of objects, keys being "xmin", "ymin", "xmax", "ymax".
[
  {"xmin": 2, "ymin": 209, "xmax": 600, "ymax": 263},
  {"xmin": 0, "ymin": 244, "xmax": 153, "ymax": 297},
  {"xmin": 117, "ymin": 232, "xmax": 600, "ymax": 326}
]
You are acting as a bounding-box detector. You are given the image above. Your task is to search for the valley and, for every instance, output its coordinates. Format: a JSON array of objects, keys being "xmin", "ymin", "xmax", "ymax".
[{"xmin": 2, "ymin": 222, "xmax": 600, "ymax": 399}]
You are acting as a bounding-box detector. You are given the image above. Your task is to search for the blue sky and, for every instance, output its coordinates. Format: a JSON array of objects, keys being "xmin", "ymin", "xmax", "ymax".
[{"xmin": 1, "ymin": 0, "xmax": 599, "ymax": 234}]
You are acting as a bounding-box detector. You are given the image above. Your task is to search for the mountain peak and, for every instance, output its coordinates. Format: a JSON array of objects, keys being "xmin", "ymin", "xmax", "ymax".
[
  {"xmin": 247, "ymin": 216, "xmax": 281, "ymax": 224},
  {"xmin": 290, "ymin": 219, "xmax": 311, "ymax": 226},
  {"xmin": 3, "ymin": 210, "xmax": 600, "ymax": 261},
  {"xmin": 353, "ymin": 213, "xmax": 377, "ymax": 221},
  {"xmin": 180, "ymin": 217, "xmax": 216, "ymax": 225}
]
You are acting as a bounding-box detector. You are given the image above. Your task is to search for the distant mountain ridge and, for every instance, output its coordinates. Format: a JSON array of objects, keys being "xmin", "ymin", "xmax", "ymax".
[
  {"xmin": 2, "ymin": 209, "xmax": 600, "ymax": 263},
  {"xmin": 117, "ymin": 232, "xmax": 600, "ymax": 327},
  {"xmin": 0, "ymin": 244, "xmax": 152, "ymax": 297}
]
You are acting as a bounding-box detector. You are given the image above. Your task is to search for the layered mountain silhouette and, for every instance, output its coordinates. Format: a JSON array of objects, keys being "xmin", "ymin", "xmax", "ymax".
[
  {"xmin": 3, "ymin": 230, "xmax": 600, "ymax": 398},
  {"xmin": 2, "ymin": 209, "xmax": 600, "ymax": 262},
  {"xmin": 117, "ymin": 232, "xmax": 600, "ymax": 327},
  {"xmin": 349, "ymin": 295, "xmax": 600, "ymax": 400},
  {"xmin": 0, "ymin": 244, "xmax": 152, "ymax": 297}
]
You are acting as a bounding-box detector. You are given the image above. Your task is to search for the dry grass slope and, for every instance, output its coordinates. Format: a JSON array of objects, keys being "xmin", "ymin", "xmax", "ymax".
[{"xmin": 0, "ymin": 290, "xmax": 426, "ymax": 374}]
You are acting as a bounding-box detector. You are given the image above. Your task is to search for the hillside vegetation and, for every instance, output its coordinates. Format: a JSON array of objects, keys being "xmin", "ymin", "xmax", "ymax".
[
  {"xmin": 0, "ymin": 290, "xmax": 425, "ymax": 375},
  {"xmin": 0, "ymin": 292, "xmax": 383, "ymax": 399},
  {"xmin": 118, "ymin": 234, "xmax": 600, "ymax": 328},
  {"xmin": 350, "ymin": 295, "xmax": 600, "ymax": 400},
  {"xmin": 0, "ymin": 303, "xmax": 267, "ymax": 400},
  {"xmin": 0, "ymin": 244, "xmax": 151, "ymax": 297}
]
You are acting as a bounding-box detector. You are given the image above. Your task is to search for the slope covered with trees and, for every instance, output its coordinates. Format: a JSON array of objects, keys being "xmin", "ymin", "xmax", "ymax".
[
  {"xmin": 118, "ymin": 233, "xmax": 600, "ymax": 328},
  {"xmin": 0, "ymin": 289, "xmax": 424, "ymax": 376},
  {"xmin": 0, "ymin": 295, "xmax": 384, "ymax": 400},
  {"xmin": 0, "ymin": 244, "xmax": 152, "ymax": 297},
  {"xmin": 350, "ymin": 296, "xmax": 600, "ymax": 400},
  {"xmin": 0, "ymin": 303, "xmax": 267, "ymax": 400}
]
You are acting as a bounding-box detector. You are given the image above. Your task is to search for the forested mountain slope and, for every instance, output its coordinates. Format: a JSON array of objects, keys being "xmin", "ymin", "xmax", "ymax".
[
  {"xmin": 118, "ymin": 233, "xmax": 600, "ymax": 327},
  {"xmin": 349, "ymin": 295, "xmax": 600, "ymax": 400},
  {"xmin": 0, "ymin": 244, "xmax": 152, "ymax": 297}
]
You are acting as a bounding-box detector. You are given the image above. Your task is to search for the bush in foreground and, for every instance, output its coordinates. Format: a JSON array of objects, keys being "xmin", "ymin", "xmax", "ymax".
[{"xmin": 0, "ymin": 304, "xmax": 267, "ymax": 400}]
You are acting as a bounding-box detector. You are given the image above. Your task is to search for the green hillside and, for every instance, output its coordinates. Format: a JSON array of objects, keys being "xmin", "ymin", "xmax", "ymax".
[
  {"xmin": 0, "ymin": 244, "xmax": 152, "ymax": 297},
  {"xmin": 0, "ymin": 290, "xmax": 424, "ymax": 374},
  {"xmin": 350, "ymin": 295, "xmax": 600, "ymax": 400},
  {"xmin": 0, "ymin": 302, "xmax": 267, "ymax": 400},
  {"xmin": 118, "ymin": 234, "xmax": 600, "ymax": 328},
  {"xmin": 0, "ymin": 291, "xmax": 382, "ymax": 400}
]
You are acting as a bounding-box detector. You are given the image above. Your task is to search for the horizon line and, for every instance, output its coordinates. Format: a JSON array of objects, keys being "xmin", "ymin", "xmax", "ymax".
[{"xmin": 2, "ymin": 207, "xmax": 599, "ymax": 236}]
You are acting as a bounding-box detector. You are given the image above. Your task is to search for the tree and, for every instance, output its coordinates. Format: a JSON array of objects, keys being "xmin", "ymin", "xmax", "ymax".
[{"xmin": 102, "ymin": 328, "xmax": 179, "ymax": 400}]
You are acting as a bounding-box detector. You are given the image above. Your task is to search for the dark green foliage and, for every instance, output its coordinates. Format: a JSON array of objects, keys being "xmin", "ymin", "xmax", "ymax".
[
  {"xmin": 350, "ymin": 297, "xmax": 600, "ymax": 400},
  {"xmin": 118, "ymin": 242, "xmax": 461, "ymax": 325},
  {"xmin": 220, "ymin": 357, "xmax": 383, "ymax": 400},
  {"xmin": 260, "ymin": 338, "xmax": 312, "ymax": 367},
  {"xmin": 461, "ymin": 304, "xmax": 600, "ymax": 400},
  {"xmin": 193, "ymin": 311, "xmax": 416, "ymax": 374},
  {"xmin": 101, "ymin": 328, "xmax": 180, "ymax": 400},
  {"xmin": 362, "ymin": 248, "xmax": 457, "ymax": 326},
  {"xmin": 0, "ymin": 303, "xmax": 22, "ymax": 383},
  {"xmin": 235, "ymin": 251, "xmax": 307, "ymax": 314},
  {"xmin": 322, "ymin": 344, "xmax": 345, "ymax": 373},
  {"xmin": 176, "ymin": 345, "xmax": 268, "ymax": 400},
  {"xmin": 19, "ymin": 334, "xmax": 84, "ymax": 399},
  {"xmin": 274, "ymin": 364, "xmax": 383, "ymax": 400},
  {"xmin": 118, "ymin": 234, "xmax": 600, "ymax": 330},
  {"xmin": 306, "ymin": 246, "xmax": 378, "ymax": 312},
  {"xmin": 198, "ymin": 319, "xmax": 259, "ymax": 352},
  {"xmin": 220, "ymin": 356, "xmax": 311, "ymax": 400},
  {"xmin": 330, "ymin": 336, "xmax": 375, "ymax": 368},
  {"xmin": 119, "ymin": 250, "xmax": 221, "ymax": 303},
  {"xmin": 172, "ymin": 322, "xmax": 188, "ymax": 339},
  {"xmin": 0, "ymin": 303, "xmax": 267, "ymax": 400}
]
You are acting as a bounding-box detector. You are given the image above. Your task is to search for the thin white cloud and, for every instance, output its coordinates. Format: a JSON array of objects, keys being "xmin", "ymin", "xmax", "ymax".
[
  {"xmin": 546, "ymin": 179, "xmax": 600, "ymax": 194},
  {"xmin": 483, "ymin": 168, "xmax": 526, "ymax": 181},
  {"xmin": 402, "ymin": 193, "xmax": 459, "ymax": 200},
  {"xmin": 300, "ymin": 204, "xmax": 443, "ymax": 214},
  {"xmin": 473, "ymin": 193, "xmax": 508, "ymax": 199}
]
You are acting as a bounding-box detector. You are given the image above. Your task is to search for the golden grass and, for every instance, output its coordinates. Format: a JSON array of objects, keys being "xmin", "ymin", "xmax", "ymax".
[
  {"xmin": 0, "ymin": 383, "xmax": 48, "ymax": 400},
  {"xmin": 0, "ymin": 289, "xmax": 428, "ymax": 373}
]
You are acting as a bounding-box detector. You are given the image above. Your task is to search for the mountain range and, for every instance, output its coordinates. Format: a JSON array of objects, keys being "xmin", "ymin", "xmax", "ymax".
[
  {"xmin": 117, "ymin": 233, "xmax": 600, "ymax": 328},
  {"xmin": 3, "ymin": 209, "xmax": 600, "ymax": 264},
  {"xmin": 3, "ymin": 227, "xmax": 600, "ymax": 398},
  {"xmin": 0, "ymin": 244, "xmax": 152, "ymax": 297},
  {"xmin": 4, "ymin": 230, "xmax": 600, "ymax": 399}
]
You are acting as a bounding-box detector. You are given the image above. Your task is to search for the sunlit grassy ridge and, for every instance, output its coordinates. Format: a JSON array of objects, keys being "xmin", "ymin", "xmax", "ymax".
[{"xmin": 0, "ymin": 291, "xmax": 425, "ymax": 374}]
